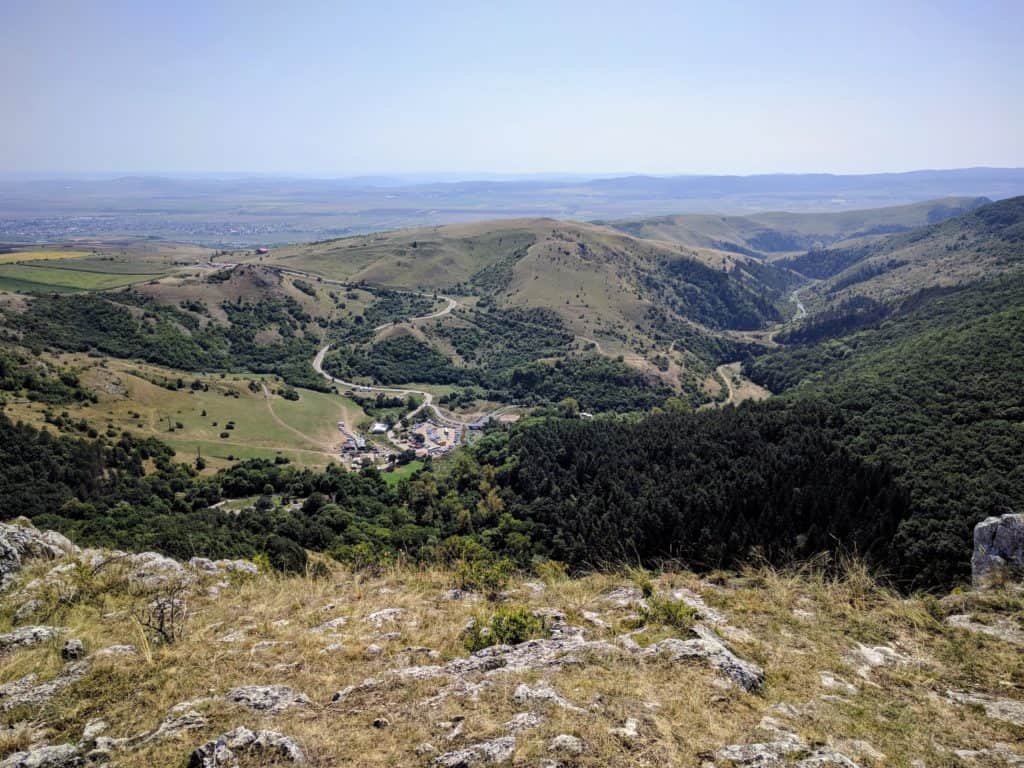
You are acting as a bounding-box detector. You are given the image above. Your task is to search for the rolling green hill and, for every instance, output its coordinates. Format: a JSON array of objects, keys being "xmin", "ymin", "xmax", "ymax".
[
  {"xmin": 777, "ymin": 196, "xmax": 1024, "ymax": 303},
  {"xmin": 262, "ymin": 219, "xmax": 799, "ymax": 403},
  {"xmin": 606, "ymin": 196, "xmax": 988, "ymax": 257}
]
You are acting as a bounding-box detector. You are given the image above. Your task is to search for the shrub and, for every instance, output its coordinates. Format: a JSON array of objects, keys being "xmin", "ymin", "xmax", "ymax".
[
  {"xmin": 534, "ymin": 558, "xmax": 568, "ymax": 584},
  {"xmin": 464, "ymin": 605, "xmax": 544, "ymax": 652},
  {"xmin": 634, "ymin": 597, "xmax": 698, "ymax": 632},
  {"xmin": 455, "ymin": 557, "xmax": 513, "ymax": 599},
  {"xmin": 264, "ymin": 534, "xmax": 308, "ymax": 573}
]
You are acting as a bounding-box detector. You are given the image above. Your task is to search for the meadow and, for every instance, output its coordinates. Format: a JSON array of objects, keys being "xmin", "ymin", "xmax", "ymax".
[{"xmin": 4, "ymin": 356, "xmax": 370, "ymax": 471}]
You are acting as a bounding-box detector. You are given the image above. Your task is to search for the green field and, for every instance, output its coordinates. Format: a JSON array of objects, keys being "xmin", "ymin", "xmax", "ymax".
[
  {"xmin": 0, "ymin": 249, "xmax": 91, "ymax": 264},
  {"xmin": 21, "ymin": 258, "xmax": 169, "ymax": 274},
  {"xmin": 381, "ymin": 459, "xmax": 425, "ymax": 486},
  {"xmin": 0, "ymin": 261, "xmax": 169, "ymax": 291}
]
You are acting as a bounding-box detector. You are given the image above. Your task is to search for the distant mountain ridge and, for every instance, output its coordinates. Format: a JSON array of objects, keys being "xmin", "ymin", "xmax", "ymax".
[
  {"xmin": 2, "ymin": 168, "xmax": 1023, "ymax": 246},
  {"xmin": 606, "ymin": 197, "xmax": 990, "ymax": 256}
]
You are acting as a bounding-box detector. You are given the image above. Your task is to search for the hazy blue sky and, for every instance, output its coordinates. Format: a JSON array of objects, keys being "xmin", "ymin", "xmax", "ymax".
[{"xmin": 1, "ymin": 0, "xmax": 1021, "ymax": 176}]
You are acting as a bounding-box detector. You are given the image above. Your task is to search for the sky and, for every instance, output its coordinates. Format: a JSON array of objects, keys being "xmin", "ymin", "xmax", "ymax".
[{"xmin": 1, "ymin": 0, "xmax": 1021, "ymax": 176}]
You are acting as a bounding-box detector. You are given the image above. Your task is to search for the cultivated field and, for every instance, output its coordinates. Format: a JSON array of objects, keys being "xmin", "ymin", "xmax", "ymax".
[{"xmin": 0, "ymin": 248, "xmax": 92, "ymax": 264}]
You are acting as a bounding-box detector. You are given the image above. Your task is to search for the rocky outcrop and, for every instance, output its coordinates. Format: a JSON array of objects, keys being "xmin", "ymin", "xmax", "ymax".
[
  {"xmin": 0, "ymin": 661, "xmax": 89, "ymax": 713},
  {"xmin": 946, "ymin": 690, "xmax": 1024, "ymax": 726},
  {"xmin": 432, "ymin": 736, "xmax": 516, "ymax": 767},
  {"xmin": 0, "ymin": 743, "xmax": 82, "ymax": 768},
  {"xmin": 640, "ymin": 624, "xmax": 764, "ymax": 691},
  {"xmin": 972, "ymin": 512, "xmax": 1024, "ymax": 584},
  {"xmin": 843, "ymin": 643, "xmax": 910, "ymax": 679},
  {"xmin": 225, "ymin": 685, "xmax": 312, "ymax": 714},
  {"xmin": 188, "ymin": 727, "xmax": 305, "ymax": 767},
  {"xmin": 717, "ymin": 727, "xmax": 862, "ymax": 767},
  {"xmin": 0, "ymin": 625, "xmax": 63, "ymax": 652},
  {"xmin": 549, "ymin": 734, "xmax": 584, "ymax": 755},
  {"xmin": 0, "ymin": 521, "xmax": 77, "ymax": 588},
  {"xmin": 946, "ymin": 613, "xmax": 1024, "ymax": 646},
  {"xmin": 333, "ymin": 617, "xmax": 763, "ymax": 712},
  {"xmin": 513, "ymin": 681, "xmax": 584, "ymax": 713}
]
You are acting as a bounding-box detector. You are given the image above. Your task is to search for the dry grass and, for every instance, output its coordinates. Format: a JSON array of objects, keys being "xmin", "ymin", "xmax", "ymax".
[{"xmin": 0, "ymin": 556, "xmax": 1020, "ymax": 767}]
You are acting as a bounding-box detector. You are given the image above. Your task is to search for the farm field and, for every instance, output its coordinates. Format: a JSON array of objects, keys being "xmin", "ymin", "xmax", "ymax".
[
  {"xmin": 0, "ymin": 248, "xmax": 92, "ymax": 263},
  {"xmin": 0, "ymin": 261, "xmax": 170, "ymax": 292}
]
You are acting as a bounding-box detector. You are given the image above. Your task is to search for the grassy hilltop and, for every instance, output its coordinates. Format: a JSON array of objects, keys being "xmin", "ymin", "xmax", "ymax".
[{"xmin": 0, "ymin": 521, "xmax": 1022, "ymax": 767}]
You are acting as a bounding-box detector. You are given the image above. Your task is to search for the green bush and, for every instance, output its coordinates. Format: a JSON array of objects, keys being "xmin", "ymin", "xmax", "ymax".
[
  {"xmin": 464, "ymin": 605, "xmax": 544, "ymax": 652},
  {"xmin": 455, "ymin": 557, "xmax": 513, "ymax": 598},
  {"xmin": 635, "ymin": 597, "xmax": 698, "ymax": 632}
]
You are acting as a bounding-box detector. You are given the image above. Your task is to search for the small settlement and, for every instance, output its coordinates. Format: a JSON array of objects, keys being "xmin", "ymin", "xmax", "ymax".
[{"xmin": 336, "ymin": 416, "xmax": 469, "ymax": 470}]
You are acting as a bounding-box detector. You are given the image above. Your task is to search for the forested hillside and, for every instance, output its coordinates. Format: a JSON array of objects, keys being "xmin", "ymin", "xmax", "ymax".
[
  {"xmin": 744, "ymin": 273, "xmax": 1024, "ymax": 586},
  {"xmin": 2, "ymin": 291, "xmax": 329, "ymax": 391}
]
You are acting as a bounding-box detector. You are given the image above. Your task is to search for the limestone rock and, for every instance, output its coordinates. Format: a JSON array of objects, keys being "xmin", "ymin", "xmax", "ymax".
[
  {"xmin": 716, "ymin": 731, "xmax": 807, "ymax": 766},
  {"xmin": 312, "ymin": 616, "xmax": 347, "ymax": 633},
  {"xmin": 954, "ymin": 744, "xmax": 1024, "ymax": 767},
  {"xmin": 432, "ymin": 736, "xmax": 516, "ymax": 767},
  {"xmin": 609, "ymin": 717, "xmax": 641, "ymax": 744},
  {"xmin": 843, "ymin": 643, "xmax": 909, "ymax": 679},
  {"xmin": 188, "ymin": 727, "xmax": 305, "ymax": 767},
  {"xmin": 188, "ymin": 557, "xmax": 218, "ymax": 573},
  {"xmin": 0, "ymin": 661, "xmax": 89, "ymax": 712},
  {"xmin": 0, "ymin": 743, "xmax": 82, "ymax": 768},
  {"xmin": 819, "ymin": 671, "xmax": 858, "ymax": 695},
  {"xmin": 641, "ymin": 624, "xmax": 765, "ymax": 691},
  {"xmin": 504, "ymin": 712, "xmax": 544, "ymax": 733},
  {"xmin": 947, "ymin": 689, "xmax": 1024, "ymax": 726},
  {"xmin": 148, "ymin": 710, "xmax": 209, "ymax": 741},
  {"xmin": 13, "ymin": 599, "xmax": 41, "ymax": 624},
  {"xmin": 330, "ymin": 619, "xmax": 763, "ymax": 706},
  {"xmin": 549, "ymin": 734, "xmax": 583, "ymax": 755},
  {"xmin": 603, "ymin": 586, "xmax": 647, "ymax": 608},
  {"xmin": 0, "ymin": 625, "xmax": 63, "ymax": 652},
  {"xmin": 513, "ymin": 681, "xmax": 585, "ymax": 713},
  {"xmin": 972, "ymin": 512, "xmax": 1024, "ymax": 584},
  {"xmin": 947, "ymin": 613, "xmax": 1024, "ymax": 646},
  {"xmin": 0, "ymin": 521, "xmax": 77, "ymax": 588},
  {"xmin": 366, "ymin": 607, "xmax": 404, "ymax": 627},
  {"xmin": 124, "ymin": 551, "xmax": 187, "ymax": 588},
  {"xmin": 91, "ymin": 644, "xmax": 137, "ymax": 660},
  {"xmin": 717, "ymin": 731, "xmax": 862, "ymax": 768},
  {"xmin": 226, "ymin": 685, "xmax": 312, "ymax": 714}
]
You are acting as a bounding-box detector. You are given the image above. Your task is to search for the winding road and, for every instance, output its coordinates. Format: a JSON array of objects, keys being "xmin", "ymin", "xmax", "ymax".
[{"xmin": 309, "ymin": 290, "xmax": 481, "ymax": 430}]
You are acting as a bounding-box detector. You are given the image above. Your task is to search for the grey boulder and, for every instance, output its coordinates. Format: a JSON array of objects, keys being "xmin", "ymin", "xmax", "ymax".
[{"xmin": 972, "ymin": 511, "xmax": 1024, "ymax": 584}]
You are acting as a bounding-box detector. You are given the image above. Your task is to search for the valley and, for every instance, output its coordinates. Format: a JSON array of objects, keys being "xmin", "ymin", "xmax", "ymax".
[
  {"xmin": 5, "ymin": 6, "xmax": 1022, "ymax": 766},
  {"xmin": 0, "ymin": 195, "xmax": 1021, "ymax": 625},
  {"xmin": 1, "ymin": 194, "xmax": 1023, "ymax": 768}
]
